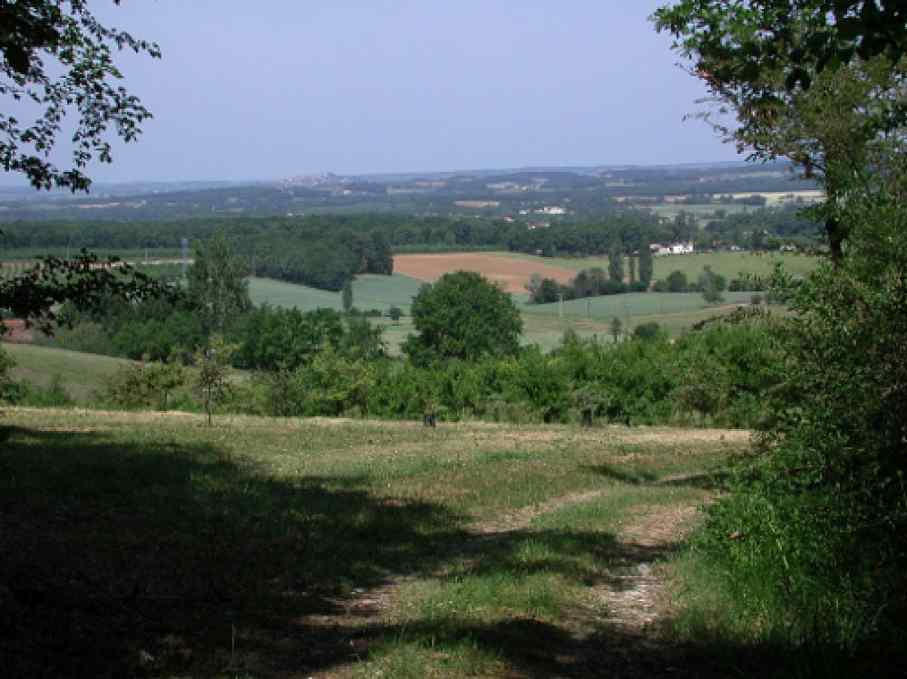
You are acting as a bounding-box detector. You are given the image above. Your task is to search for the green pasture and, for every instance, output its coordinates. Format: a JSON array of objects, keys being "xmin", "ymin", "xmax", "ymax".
[
  {"xmin": 248, "ymin": 275, "xmax": 759, "ymax": 354},
  {"xmin": 248, "ymin": 273, "xmax": 423, "ymax": 313},
  {"xmin": 0, "ymin": 407, "xmax": 741, "ymax": 678},
  {"xmin": 2, "ymin": 342, "xmax": 131, "ymax": 402},
  {"xmin": 523, "ymin": 291, "xmax": 754, "ymax": 320}
]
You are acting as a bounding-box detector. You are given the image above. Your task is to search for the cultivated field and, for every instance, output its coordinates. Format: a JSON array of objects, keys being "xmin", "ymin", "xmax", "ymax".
[
  {"xmin": 394, "ymin": 252, "xmax": 576, "ymax": 294},
  {"xmin": 0, "ymin": 407, "xmax": 746, "ymax": 678}
]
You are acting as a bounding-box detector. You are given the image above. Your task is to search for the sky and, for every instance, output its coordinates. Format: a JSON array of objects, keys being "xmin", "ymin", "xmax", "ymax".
[{"xmin": 11, "ymin": 0, "xmax": 742, "ymax": 184}]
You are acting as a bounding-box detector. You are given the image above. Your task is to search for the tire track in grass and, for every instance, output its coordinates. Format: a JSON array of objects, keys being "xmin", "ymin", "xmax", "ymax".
[{"xmin": 312, "ymin": 474, "xmax": 712, "ymax": 678}]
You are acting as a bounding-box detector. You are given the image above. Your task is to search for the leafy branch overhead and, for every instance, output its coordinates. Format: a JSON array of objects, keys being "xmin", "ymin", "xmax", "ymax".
[
  {"xmin": 0, "ymin": 0, "xmax": 161, "ymax": 191},
  {"xmin": 0, "ymin": 251, "xmax": 177, "ymax": 334},
  {"xmin": 653, "ymin": 1, "xmax": 907, "ymax": 93},
  {"xmin": 653, "ymin": 1, "xmax": 907, "ymax": 259}
]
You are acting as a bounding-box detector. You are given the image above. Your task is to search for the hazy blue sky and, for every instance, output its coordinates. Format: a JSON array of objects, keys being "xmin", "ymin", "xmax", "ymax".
[{"xmin": 30, "ymin": 1, "xmax": 740, "ymax": 183}]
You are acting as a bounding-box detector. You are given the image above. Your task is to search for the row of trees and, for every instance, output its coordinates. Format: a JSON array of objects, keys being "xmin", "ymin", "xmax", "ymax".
[{"xmin": 17, "ymin": 303, "xmax": 782, "ymax": 430}]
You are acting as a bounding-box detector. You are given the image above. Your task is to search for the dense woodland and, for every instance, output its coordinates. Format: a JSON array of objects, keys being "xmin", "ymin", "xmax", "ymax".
[{"xmin": 1, "ymin": 204, "xmax": 820, "ymax": 291}]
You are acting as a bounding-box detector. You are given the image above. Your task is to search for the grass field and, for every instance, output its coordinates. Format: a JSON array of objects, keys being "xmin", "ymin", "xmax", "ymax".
[
  {"xmin": 249, "ymin": 274, "xmax": 424, "ymax": 313},
  {"xmin": 523, "ymin": 291, "xmax": 755, "ymax": 321},
  {"xmin": 0, "ymin": 407, "xmax": 748, "ymax": 678},
  {"xmin": 498, "ymin": 250, "xmax": 817, "ymax": 281},
  {"xmin": 248, "ymin": 275, "xmax": 761, "ymax": 354},
  {"xmin": 2, "ymin": 342, "xmax": 131, "ymax": 402}
]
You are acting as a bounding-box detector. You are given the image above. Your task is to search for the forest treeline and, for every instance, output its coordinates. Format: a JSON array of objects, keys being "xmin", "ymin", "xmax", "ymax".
[{"xmin": 1, "ymin": 206, "xmax": 820, "ymax": 290}]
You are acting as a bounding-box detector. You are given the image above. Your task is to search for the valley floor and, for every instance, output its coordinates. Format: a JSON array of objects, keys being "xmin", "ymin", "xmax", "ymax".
[{"xmin": 1, "ymin": 408, "xmax": 752, "ymax": 677}]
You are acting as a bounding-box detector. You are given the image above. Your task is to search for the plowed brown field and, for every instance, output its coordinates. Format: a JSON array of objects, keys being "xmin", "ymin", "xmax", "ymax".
[{"xmin": 393, "ymin": 253, "xmax": 576, "ymax": 294}]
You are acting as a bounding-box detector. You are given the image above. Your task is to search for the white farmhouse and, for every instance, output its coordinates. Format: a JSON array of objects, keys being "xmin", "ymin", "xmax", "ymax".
[{"xmin": 651, "ymin": 242, "xmax": 695, "ymax": 256}]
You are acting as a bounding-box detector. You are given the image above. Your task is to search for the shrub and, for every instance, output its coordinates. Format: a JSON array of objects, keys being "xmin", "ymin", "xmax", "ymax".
[{"xmin": 632, "ymin": 321, "xmax": 663, "ymax": 341}]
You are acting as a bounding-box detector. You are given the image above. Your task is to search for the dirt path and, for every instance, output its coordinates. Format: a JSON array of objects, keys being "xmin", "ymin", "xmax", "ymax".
[
  {"xmin": 310, "ymin": 477, "xmax": 709, "ymax": 678},
  {"xmin": 595, "ymin": 503, "xmax": 700, "ymax": 633}
]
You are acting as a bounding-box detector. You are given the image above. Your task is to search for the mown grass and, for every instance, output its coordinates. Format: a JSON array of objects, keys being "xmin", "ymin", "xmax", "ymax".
[{"xmin": 0, "ymin": 408, "xmax": 745, "ymax": 678}]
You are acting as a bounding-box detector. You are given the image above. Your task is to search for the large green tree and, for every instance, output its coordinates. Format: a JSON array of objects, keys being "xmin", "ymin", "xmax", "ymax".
[
  {"xmin": 187, "ymin": 232, "xmax": 252, "ymax": 336},
  {"xmin": 402, "ymin": 271, "xmax": 523, "ymax": 364},
  {"xmin": 638, "ymin": 233, "xmax": 654, "ymax": 287},
  {"xmin": 654, "ymin": 1, "xmax": 907, "ymax": 653},
  {"xmin": 653, "ymin": 1, "xmax": 907, "ymax": 260},
  {"xmin": 608, "ymin": 236, "xmax": 624, "ymax": 283}
]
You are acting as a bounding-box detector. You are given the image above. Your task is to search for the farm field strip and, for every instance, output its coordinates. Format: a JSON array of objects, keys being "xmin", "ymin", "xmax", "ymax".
[
  {"xmin": 523, "ymin": 291, "xmax": 755, "ymax": 320},
  {"xmin": 394, "ymin": 252, "xmax": 577, "ymax": 294},
  {"xmin": 248, "ymin": 273, "xmax": 424, "ymax": 312},
  {"xmin": 495, "ymin": 250, "xmax": 818, "ymax": 279},
  {"xmin": 0, "ymin": 407, "xmax": 745, "ymax": 678}
]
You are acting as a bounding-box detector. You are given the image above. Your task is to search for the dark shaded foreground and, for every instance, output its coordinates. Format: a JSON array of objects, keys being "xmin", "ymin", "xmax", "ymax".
[{"xmin": 0, "ymin": 424, "xmax": 903, "ymax": 678}]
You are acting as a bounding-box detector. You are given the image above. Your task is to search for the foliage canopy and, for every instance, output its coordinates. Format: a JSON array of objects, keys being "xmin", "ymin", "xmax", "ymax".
[
  {"xmin": 1, "ymin": 0, "xmax": 160, "ymax": 191},
  {"xmin": 403, "ymin": 271, "xmax": 522, "ymax": 364}
]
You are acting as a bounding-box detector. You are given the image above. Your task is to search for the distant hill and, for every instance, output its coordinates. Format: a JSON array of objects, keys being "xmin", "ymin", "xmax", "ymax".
[{"xmin": 0, "ymin": 161, "xmax": 817, "ymax": 223}]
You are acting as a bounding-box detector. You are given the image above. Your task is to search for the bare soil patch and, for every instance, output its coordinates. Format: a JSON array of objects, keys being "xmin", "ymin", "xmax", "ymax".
[{"xmin": 394, "ymin": 252, "xmax": 576, "ymax": 294}]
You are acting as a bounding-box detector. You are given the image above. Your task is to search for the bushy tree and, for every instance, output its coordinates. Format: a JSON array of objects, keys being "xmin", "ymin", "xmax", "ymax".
[
  {"xmin": 187, "ymin": 232, "xmax": 251, "ymax": 336},
  {"xmin": 609, "ymin": 316, "xmax": 623, "ymax": 343},
  {"xmin": 403, "ymin": 271, "xmax": 522, "ymax": 364},
  {"xmin": 654, "ymin": 1, "xmax": 907, "ymax": 259},
  {"xmin": 0, "ymin": 345, "xmax": 17, "ymax": 404},
  {"xmin": 234, "ymin": 306, "xmax": 344, "ymax": 371},
  {"xmin": 194, "ymin": 337, "xmax": 234, "ymax": 427},
  {"xmin": 341, "ymin": 280, "xmax": 354, "ymax": 313},
  {"xmin": 699, "ymin": 265, "xmax": 726, "ymax": 304},
  {"xmin": 632, "ymin": 322, "xmax": 664, "ymax": 342},
  {"xmin": 608, "ymin": 236, "xmax": 625, "ymax": 283},
  {"xmin": 638, "ymin": 233, "xmax": 654, "ymax": 287},
  {"xmin": 665, "ymin": 270, "xmax": 689, "ymax": 292},
  {"xmin": 104, "ymin": 356, "xmax": 186, "ymax": 411},
  {"xmin": 656, "ymin": 0, "xmax": 907, "ymax": 654}
]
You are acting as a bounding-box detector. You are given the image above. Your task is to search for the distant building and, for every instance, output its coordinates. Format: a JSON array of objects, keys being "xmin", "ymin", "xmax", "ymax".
[{"xmin": 651, "ymin": 242, "xmax": 694, "ymax": 256}]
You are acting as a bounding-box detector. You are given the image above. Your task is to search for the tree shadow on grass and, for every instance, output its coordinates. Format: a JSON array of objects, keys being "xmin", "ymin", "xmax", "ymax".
[
  {"xmin": 0, "ymin": 424, "xmax": 896, "ymax": 679},
  {"xmin": 584, "ymin": 463, "xmax": 730, "ymax": 491},
  {"xmin": 0, "ymin": 424, "xmax": 474, "ymax": 678}
]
